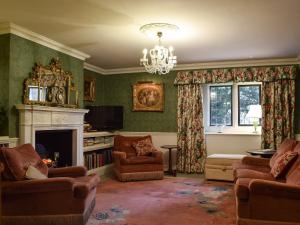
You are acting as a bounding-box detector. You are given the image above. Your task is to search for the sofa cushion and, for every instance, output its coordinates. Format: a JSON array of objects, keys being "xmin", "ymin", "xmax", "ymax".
[
  {"xmin": 271, "ymin": 151, "xmax": 298, "ymax": 178},
  {"xmin": 114, "ymin": 135, "xmax": 152, "ymax": 158},
  {"xmin": 132, "ymin": 138, "xmax": 156, "ymax": 156},
  {"xmin": 269, "ymin": 138, "xmax": 297, "ymax": 168},
  {"xmin": 0, "ymin": 144, "xmax": 48, "ymax": 181}
]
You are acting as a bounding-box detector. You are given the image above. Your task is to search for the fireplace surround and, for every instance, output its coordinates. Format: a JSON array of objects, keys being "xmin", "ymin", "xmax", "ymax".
[{"xmin": 16, "ymin": 104, "xmax": 88, "ymax": 166}]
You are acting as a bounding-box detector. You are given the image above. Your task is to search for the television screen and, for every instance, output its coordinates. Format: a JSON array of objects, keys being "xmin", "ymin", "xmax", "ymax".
[{"xmin": 85, "ymin": 106, "xmax": 123, "ymax": 131}]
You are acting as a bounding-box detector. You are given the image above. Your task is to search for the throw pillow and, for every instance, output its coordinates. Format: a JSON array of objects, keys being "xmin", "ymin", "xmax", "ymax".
[
  {"xmin": 25, "ymin": 165, "xmax": 48, "ymax": 180},
  {"xmin": 271, "ymin": 151, "xmax": 298, "ymax": 178},
  {"xmin": 0, "ymin": 144, "xmax": 48, "ymax": 181},
  {"xmin": 132, "ymin": 138, "xmax": 156, "ymax": 156}
]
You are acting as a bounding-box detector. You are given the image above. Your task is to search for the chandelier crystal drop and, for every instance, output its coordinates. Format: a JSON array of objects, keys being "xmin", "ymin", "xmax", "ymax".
[{"xmin": 140, "ymin": 23, "xmax": 178, "ymax": 75}]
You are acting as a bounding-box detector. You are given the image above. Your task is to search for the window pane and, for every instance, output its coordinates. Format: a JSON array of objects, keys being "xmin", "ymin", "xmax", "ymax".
[
  {"xmin": 239, "ymin": 85, "xmax": 261, "ymax": 125},
  {"xmin": 210, "ymin": 86, "xmax": 232, "ymax": 126}
]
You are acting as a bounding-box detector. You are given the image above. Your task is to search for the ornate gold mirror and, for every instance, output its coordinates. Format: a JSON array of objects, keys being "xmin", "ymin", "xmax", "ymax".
[{"xmin": 24, "ymin": 58, "xmax": 78, "ymax": 107}]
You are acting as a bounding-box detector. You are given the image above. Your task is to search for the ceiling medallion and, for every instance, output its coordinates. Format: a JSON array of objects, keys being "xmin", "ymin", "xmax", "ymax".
[{"xmin": 140, "ymin": 23, "xmax": 179, "ymax": 75}]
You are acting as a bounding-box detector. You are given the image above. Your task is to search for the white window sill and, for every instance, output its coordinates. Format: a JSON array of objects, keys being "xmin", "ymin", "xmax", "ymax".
[{"xmin": 205, "ymin": 131, "xmax": 261, "ymax": 136}]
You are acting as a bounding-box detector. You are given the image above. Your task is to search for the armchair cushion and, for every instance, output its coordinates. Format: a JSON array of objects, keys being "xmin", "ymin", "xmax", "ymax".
[
  {"xmin": 121, "ymin": 155, "xmax": 161, "ymax": 165},
  {"xmin": 271, "ymin": 151, "xmax": 298, "ymax": 178},
  {"xmin": 0, "ymin": 144, "xmax": 48, "ymax": 181},
  {"xmin": 132, "ymin": 138, "xmax": 156, "ymax": 156}
]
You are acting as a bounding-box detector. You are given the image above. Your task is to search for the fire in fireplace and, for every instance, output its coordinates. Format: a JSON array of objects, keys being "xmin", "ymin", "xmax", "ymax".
[{"xmin": 35, "ymin": 130, "xmax": 73, "ymax": 167}]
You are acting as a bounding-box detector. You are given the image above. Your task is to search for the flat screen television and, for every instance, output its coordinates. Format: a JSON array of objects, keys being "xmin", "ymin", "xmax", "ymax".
[{"xmin": 85, "ymin": 106, "xmax": 123, "ymax": 131}]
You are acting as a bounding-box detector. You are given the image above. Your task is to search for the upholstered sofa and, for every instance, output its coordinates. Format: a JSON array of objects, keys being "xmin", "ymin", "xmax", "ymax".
[
  {"xmin": 234, "ymin": 139, "xmax": 300, "ymax": 225},
  {"xmin": 113, "ymin": 135, "xmax": 164, "ymax": 181},
  {"xmin": 0, "ymin": 144, "xmax": 99, "ymax": 225}
]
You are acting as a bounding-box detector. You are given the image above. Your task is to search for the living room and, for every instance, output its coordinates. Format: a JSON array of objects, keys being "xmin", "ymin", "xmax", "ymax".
[{"xmin": 0, "ymin": 1, "xmax": 300, "ymax": 225}]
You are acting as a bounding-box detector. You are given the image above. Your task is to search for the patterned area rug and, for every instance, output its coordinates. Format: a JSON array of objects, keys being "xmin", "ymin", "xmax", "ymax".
[{"xmin": 87, "ymin": 177, "xmax": 236, "ymax": 225}]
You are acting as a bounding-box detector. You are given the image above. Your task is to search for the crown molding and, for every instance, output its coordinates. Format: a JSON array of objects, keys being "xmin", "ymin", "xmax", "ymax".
[
  {"xmin": 85, "ymin": 57, "xmax": 300, "ymax": 75},
  {"xmin": 84, "ymin": 63, "xmax": 106, "ymax": 75},
  {"xmin": 0, "ymin": 22, "xmax": 90, "ymax": 61}
]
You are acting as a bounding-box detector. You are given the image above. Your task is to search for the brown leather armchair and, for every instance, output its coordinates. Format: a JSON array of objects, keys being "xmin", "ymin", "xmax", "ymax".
[
  {"xmin": 113, "ymin": 135, "xmax": 164, "ymax": 181},
  {"xmin": 0, "ymin": 144, "xmax": 99, "ymax": 225}
]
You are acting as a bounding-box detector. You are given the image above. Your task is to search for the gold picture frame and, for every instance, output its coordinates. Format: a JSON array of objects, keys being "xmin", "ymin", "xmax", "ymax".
[
  {"xmin": 133, "ymin": 82, "xmax": 164, "ymax": 111},
  {"xmin": 84, "ymin": 77, "xmax": 96, "ymax": 102}
]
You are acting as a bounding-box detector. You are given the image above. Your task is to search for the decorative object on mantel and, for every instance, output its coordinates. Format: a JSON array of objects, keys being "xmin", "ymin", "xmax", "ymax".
[
  {"xmin": 132, "ymin": 82, "xmax": 164, "ymax": 112},
  {"xmin": 140, "ymin": 23, "xmax": 178, "ymax": 75},
  {"xmin": 23, "ymin": 58, "xmax": 78, "ymax": 108},
  {"xmin": 84, "ymin": 77, "xmax": 96, "ymax": 102}
]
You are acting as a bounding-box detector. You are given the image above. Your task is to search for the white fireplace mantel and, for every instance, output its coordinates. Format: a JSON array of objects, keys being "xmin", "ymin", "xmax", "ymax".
[{"xmin": 16, "ymin": 104, "xmax": 88, "ymax": 166}]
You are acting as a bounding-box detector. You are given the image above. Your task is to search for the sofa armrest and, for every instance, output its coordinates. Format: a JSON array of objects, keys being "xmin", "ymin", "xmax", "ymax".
[
  {"xmin": 249, "ymin": 179, "xmax": 300, "ymax": 200},
  {"xmin": 152, "ymin": 150, "xmax": 164, "ymax": 163},
  {"xmin": 241, "ymin": 156, "xmax": 270, "ymax": 167},
  {"xmin": 1, "ymin": 177, "xmax": 74, "ymax": 195},
  {"xmin": 48, "ymin": 166, "xmax": 87, "ymax": 178}
]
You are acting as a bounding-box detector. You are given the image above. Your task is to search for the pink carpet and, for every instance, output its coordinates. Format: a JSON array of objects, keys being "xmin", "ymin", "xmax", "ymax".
[{"xmin": 87, "ymin": 177, "xmax": 236, "ymax": 225}]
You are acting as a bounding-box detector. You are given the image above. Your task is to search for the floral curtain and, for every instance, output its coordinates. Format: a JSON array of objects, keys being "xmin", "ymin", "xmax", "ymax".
[
  {"xmin": 175, "ymin": 66, "xmax": 296, "ymax": 84},
  {"xmin": 177, "ymin": 84, "xmax": 206, "ymax": 173},
  {"xmin": 261, "ymin": 79, "xmax": 295, "ymax": 149},
  {"xmin": 175, "ymin": 66, "xmax": 296, "ymax": 169}
]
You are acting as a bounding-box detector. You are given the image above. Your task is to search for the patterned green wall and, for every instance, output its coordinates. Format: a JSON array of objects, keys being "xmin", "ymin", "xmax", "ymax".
[
  {"xmin": 83, "ymin": 69, "xmax": 105, "ymax": 107},
  {"xmin": 5, "ymin": 34, "xmax": 84, "ymax": 137},
  {"xmin": 102, "ymin": 71, "xmax": 178, "ymax": 132},
  {"xmin": 0, "ymin": 34, "xmax": 10, "ymax": 135}
]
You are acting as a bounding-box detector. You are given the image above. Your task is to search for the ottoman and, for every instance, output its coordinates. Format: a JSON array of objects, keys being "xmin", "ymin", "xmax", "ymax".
[{"xmin": 205, "ymin": 154, "xmax": 246, "ymax": 181}]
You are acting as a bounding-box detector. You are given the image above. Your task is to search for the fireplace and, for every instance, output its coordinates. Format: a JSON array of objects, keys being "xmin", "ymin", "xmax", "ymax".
[
  {"xmin": 35, "ymin": 130, "xmax": 73, "ymax": 167},
  {"xmin": 16, "ymin": 104, "xmax": 88, "ymax": 166}
]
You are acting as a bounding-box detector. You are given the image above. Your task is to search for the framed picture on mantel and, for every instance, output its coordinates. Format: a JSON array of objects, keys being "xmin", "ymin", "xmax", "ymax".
[
  {"xmin": 84, "ymin": 77, "xmax": 96, "ymax": 102},
  {"xmin": 132, "ymin": 82, "xmax": 164, "ymax": 112}
]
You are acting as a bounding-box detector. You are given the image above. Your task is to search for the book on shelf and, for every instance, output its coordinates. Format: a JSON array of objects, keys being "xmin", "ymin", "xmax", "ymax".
[{"xmin": 84, "ymin": 148, "xmax": 113, "ymax": 170}]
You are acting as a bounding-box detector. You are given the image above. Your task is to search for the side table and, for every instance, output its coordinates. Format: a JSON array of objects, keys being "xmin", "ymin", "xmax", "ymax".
[
  {"xmin": 161, "ymin": 145, "xmax": 179, "ymax": 176},
  {"xmin": 247, "ymin": 149, "xmax": 276, "ymax": 158}
]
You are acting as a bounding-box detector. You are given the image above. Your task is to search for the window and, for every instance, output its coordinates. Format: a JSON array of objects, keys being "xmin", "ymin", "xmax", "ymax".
[
  {"xmin": 238, "ymin": 85, "xmax": 261, "ymax": 126},
  {"xmin": 210, "ymin": 85, "xmax": 232, "ymax": 126},
  {"xmin": 205, "ymin": 82, "xmax": 262, "ymax": 133}
]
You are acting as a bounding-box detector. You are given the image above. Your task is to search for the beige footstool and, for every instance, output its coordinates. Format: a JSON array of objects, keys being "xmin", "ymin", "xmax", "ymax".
[{"xmin": 205, "ymin": 154, "xmax": 246, "ymax": 181}]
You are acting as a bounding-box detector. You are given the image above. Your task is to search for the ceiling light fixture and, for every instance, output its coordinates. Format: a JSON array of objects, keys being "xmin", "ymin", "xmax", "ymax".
[{"xmin": 140, "ymin": 23, "xmax": 179, "ymax": 75}]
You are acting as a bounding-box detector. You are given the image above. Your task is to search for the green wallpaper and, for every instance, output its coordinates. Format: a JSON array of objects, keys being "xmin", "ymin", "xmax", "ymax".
[
  {"xmin": 102, "ymin": 71, "xmax": 178, "ymax": 132},
  {"xmin": 83, "ymin": 69, "xmax": 105, "ymax": 107},
  {"xmin": 0, "ymin": 34, "xmax": 10, "ymax": 135},
  {"xmin": 3, "ymin": 34, "xmax": 84, "ymax": 137},
  {"xmin": 1, "ymin": 32, "xmax": 300, "ymax": 136}
]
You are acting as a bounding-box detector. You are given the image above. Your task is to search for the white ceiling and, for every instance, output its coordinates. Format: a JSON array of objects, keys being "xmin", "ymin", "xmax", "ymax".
[{"xmin": 0, "ymin": 0, "xmax": 300, "ymax": 69}]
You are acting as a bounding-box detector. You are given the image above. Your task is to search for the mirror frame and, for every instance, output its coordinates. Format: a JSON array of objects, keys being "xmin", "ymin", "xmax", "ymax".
[{"xmin": 23, "ymin": 58, "xmax": 78, "ymax": 108}]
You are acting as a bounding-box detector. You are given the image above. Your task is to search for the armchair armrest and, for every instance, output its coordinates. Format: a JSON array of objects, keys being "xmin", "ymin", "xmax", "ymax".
[
  {"xmin": 241, "ymin": 156, "xmax": 270, "ymax": 167},
  {"xmin": 250, "ymin": 179, "xmax": 300, "ymax": 200},
  {"xmin": 1, "ymin": 177, "xmax": 74, "ymax": 195},
  {"xmin": 48, "ymin": 166, "xmax": 87, "ymax": 178},
  {"xmin": 113, "ymin": 151, "xmax": 127, "ymax": 160},
  {"xmin": 152, "ymin": 150, "xmax": 164, "ymax": 163}
]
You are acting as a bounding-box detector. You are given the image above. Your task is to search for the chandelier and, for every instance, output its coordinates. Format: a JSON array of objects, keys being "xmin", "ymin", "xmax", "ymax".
[{"xmin": 140, "ymin": 23, "xmax": 178, "ymax": 75}]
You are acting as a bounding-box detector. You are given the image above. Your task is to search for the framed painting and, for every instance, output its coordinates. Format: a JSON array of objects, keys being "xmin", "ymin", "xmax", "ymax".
[
  {"xmin": 84, "ymin": 77, "xmax": 96, "ymax": 102},
  {"xmin": 132, "ymin": 82, "xmax": 164, "ymax": 111}
]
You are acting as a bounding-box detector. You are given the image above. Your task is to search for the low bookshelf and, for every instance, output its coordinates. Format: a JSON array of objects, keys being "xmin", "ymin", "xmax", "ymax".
[{"xmin": 83, "ymin": 131, "xmax": 114, "ymax": 177}]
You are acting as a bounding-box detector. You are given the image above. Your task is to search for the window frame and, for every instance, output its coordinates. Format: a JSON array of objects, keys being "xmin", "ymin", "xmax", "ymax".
[
  {"xmin": 209, "ymin": 85, "xmax": 233, "ymax": 126},
  {"xmin": 237, "ymin": 84, "xmax": 261, "ymax": 126}
]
